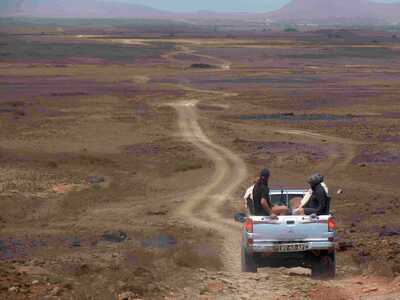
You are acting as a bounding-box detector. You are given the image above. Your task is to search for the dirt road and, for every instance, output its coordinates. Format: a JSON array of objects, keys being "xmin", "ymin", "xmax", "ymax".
[
  {"xmin": 166, "ymin": 48, "xmax": 324, "ymax": 299},
  {"xmin": 170, "ymin": 101, "xmax": 400, "ymax": 300},
  {"xmin": 170, "ymin": 100, "xmax": 329, "ymax": 300},
  {"xmin": 172, "ymin": 100, "xmax": 247, "ymax": 272},
  {"xmin": 167, "ymin": 52, "xmax": 400, "ymax": 299}
]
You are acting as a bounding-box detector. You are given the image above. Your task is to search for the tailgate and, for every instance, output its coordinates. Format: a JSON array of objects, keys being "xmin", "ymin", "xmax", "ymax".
[{"xmin": 252, "ymin": 215, "xmax": 331, "ymax": 242}]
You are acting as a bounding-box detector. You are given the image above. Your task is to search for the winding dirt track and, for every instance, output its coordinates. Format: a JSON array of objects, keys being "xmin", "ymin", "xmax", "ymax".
[
  {"xmin": 171, "ymin": 100, "xmax": 247, "ymax": 272},
  {"xmin": 167, "ymin": 46, "xmax": 355, "ymax": 274},
  {"xmin": 164, "ymin": 44, "xmax": 400, "ymax": 299}
]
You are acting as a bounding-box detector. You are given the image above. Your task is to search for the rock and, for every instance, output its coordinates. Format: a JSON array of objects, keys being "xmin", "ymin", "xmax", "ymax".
[
  {"xmin": 220, "ymin": 278, "xmax": 232, "ymax": 285},
  {"xmin": 52, "ymin": 184, "xmax": 74, "ymax": 194},
  {"xmin": 373, "ymin": 208, "xmax": 386, "ymax": 215},
  {"xmin": 206, "ymin": 282, "xmax": 224, "ymax": 293},
  {"xmin": 117, "ymin": 281, "xmax": 127, "ymax": 288},
  {"xmin": 198, "ymin": 268, "xmax": 207, "ymax": 273},
  {"xmin": 88, "ymin": 176, "xmax": 105, "ymax": 184},
  {"xmin": 77, "ymin": 264, "xmax": 90, "ymax": 275},
  {"xmin": 50, "ymin": 286, "xmax": 62, "ymax": 296},
  {"xmin": 286, "ymin": 267, "xmax": 310, "ymax": 277},
  {"xmin": 337, "ymin": 240, "xmax": 353, "ymax": 252},
  {"xmin": 190, "ymin": 63, "xmax": 215, "ymax": 69},
  {"xmin": 394, "ymin": 277, "xmax": 400, "ymax": 287},
  {"xmin": 48, "ymin": 161, "xmax": 58, "ymax": 168},
  {"xmin": 70, "ymin": 238, "xmax": 81, "ymax": 247},
  {"xmin": 146, "ymin": 210, "xmax": 168, "ymax": 216},
  {"xmin": 362, "ymin": 287, "xmax": 378, "ymax": 293},
  {"xmin": 358, "ymin": 250, "xmax": 370, "ymax": 258},
  {"xmin": 337, "ymin": 189, "xmax": 343, "ymax": 194},
  {"xmin": 379, "ymin": 227, "xmax": 400, "ymax": 237},
  {"xmin": 118, "ymin": 291, "xmax": 137, "ymax": 300},
  {"xmin": 32, "ymin": 280, "xmax": 40, "ymax": 285},
  {"xmin": 8, "ymin": 286, "xmax": 19, "ymax": 293},
  {"xmin": 102, "ymin": 230, "xmax": 128, "ymax": 243},
  {"xmin": 217, "ymin": 271, "xmax": 226, "ymax": 276}
]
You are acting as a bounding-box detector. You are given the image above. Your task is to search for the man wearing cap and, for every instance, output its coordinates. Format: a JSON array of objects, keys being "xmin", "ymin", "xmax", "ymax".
[{"xmin": 252, "ymin": 169, "xmax": 288, "ymax": 218}]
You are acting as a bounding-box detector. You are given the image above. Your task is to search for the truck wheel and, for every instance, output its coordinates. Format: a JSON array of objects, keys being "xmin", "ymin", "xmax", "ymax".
[
  {"xmin": 311, "ymin": 252, "xmax": 336, "ymax": 279},
  {"xmin": 241, "ymin": 246, "xmax": 257, "ymax": 273}
]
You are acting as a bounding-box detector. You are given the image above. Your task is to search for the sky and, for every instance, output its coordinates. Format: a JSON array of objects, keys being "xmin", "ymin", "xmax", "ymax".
[{"xmin": 112, "ymin": 0, "xmax": 400, "ymax": 13}]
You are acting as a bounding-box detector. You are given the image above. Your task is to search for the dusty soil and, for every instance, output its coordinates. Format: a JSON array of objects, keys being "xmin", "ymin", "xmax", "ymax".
[{"xmin": 0, "ymin": 28, "xmax": 400, "ymax": 299}]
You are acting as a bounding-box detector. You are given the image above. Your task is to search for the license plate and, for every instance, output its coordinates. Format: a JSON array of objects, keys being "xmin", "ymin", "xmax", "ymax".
[{"xmin": 275, "ymin": 243, "xmax": 308, "ymax": 252}]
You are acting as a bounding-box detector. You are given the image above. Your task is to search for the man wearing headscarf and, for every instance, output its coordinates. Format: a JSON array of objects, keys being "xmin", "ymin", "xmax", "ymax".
[{"xmin": 294, "ymin": 173, "xmax": 330, "ymax": 215}]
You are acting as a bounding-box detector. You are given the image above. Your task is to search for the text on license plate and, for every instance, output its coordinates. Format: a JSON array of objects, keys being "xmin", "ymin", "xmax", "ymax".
[{"xmin": 275, "ymin": 243, "xmax": 308, "ymax": 252}]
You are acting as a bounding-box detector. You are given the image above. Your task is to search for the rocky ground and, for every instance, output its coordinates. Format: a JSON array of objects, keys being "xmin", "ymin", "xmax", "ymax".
[{"xmin": 0, "ymin": 28, "xmax": 399, "ymax": 299}]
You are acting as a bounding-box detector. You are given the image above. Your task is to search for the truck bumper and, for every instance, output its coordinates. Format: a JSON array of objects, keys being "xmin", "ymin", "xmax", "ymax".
[{"xmin": 250, "ymin": 241, "xmax": 335, "ymax": 253}]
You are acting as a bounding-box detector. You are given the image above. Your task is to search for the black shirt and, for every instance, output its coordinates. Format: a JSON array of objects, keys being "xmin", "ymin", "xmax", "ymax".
[
  {"xmin": 304, "ymin": 183, "xmax": 330, "ymax": 215},
  {"xmin": 252, "ymin": 180, "xmax": 271, "ymax": 216}
]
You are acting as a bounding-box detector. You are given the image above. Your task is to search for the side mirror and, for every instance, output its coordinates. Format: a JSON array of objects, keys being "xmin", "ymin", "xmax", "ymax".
[{"xmin": 234, "ymin": 212, "xmax": 247, "ymax": 223}]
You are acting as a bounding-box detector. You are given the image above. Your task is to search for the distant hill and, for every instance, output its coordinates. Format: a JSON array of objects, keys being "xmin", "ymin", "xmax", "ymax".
[
  {"xmin": 0, "ymin": 0, "xmax": 169, "ymax": 18},
  {"xmin": 267, "ymin": 0, "xmax": 400, "ymax": 23},
  {"xmin": 1, "ymin": 0, "xmax": 400, "ymax": 24}
]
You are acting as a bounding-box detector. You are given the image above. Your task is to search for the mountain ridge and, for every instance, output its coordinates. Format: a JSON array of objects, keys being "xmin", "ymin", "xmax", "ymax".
[
  {"xmin": 267, "ymin": 0, "xmax": 400, "ymax": 22},
  {"xmin": 1, "ymin": 0, "xmax": 400, "ymax": 23},
  {"xmin": 0, "ymin": 0, "xmax": 169, "ymax": 18}
]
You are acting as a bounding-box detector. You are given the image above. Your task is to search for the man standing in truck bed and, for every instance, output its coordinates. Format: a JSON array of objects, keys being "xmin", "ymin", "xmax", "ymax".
[{"xmin": 252, "ymin": 169, "xmax": 288, "ymax": 218}]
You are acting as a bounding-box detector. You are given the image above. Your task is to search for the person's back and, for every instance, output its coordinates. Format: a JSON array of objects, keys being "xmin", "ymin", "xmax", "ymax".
[
  {"xmin": 304, "ymin": 180, "xmax": 330, "ymax": 215},
  {"xmin": 252, "ymin": 179, "xmax": 270, "ymax": 216},
  {"xmin": 252, "ymin": 168, "xmax": 289, "ymax": 217}
]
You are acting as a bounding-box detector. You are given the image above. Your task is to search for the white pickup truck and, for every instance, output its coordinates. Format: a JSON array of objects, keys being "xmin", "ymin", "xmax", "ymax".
[{"xmin": 241, "ymin": 189, "xmax": 336, "ymax": 278}]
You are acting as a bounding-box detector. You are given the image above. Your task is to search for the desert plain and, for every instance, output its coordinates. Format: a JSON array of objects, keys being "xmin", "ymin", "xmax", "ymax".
[{"xmin": 0, "ymin": 21, "xmax": 400, "ymax": 299}]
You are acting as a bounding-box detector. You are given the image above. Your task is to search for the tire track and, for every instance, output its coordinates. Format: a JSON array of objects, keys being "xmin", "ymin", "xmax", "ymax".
[
  {"xmin": 273, "ymin": 128, "xmax": 360, "ymax": 173},
  {"xmin": 171, "ymin": 100, "xmax": 247, "ymax": 272}
]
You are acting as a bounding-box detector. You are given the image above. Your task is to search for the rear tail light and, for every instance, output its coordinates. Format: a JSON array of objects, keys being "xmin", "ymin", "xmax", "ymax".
[
  {"xmin": 244, "ymin": 218, "xmax": 253, "ymax": 233},
  {"xmin": 328, "ymin": 217, "xmax": 337, "ymax": 232}
]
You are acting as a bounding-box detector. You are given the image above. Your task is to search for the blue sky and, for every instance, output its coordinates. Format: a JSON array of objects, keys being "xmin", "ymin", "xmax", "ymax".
[{"xmin": 112, "ymin": 0, "xmax": 400, "ymax": 12}]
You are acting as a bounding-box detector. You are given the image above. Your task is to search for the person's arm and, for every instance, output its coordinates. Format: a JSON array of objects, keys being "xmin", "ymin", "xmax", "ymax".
[
  {"xmin": 244, "ymin": 185, "xmax": 254, "ymax": 209},
  {"xmin": 304, "ymin": 189, "xmax": 327, "ymax": 215},
  {"xmin": 299, "ymin": 189, "xmax": 312, "ymax": 208},
  {"xmin": 261, "ymin": 197, "xmax": 272, "ymax": 215},
  {"xmin": 261, "ymin": 187, "xmax": 277, "ymax": 218}
]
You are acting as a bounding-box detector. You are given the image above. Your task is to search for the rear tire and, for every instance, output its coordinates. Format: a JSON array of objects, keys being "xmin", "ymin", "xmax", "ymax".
[
  {"xmin": 241, "ymin": 246, "xmax": 257, "ymax": 273},
  {"xmin": 311, "ymin": 251, "xmax": 336, "ymax": 279}
]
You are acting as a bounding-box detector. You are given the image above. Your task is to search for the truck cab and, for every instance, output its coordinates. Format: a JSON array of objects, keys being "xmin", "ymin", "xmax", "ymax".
[{"xmin": 241, "ymin": 189, "xmax": 336, "ymax": 278}]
